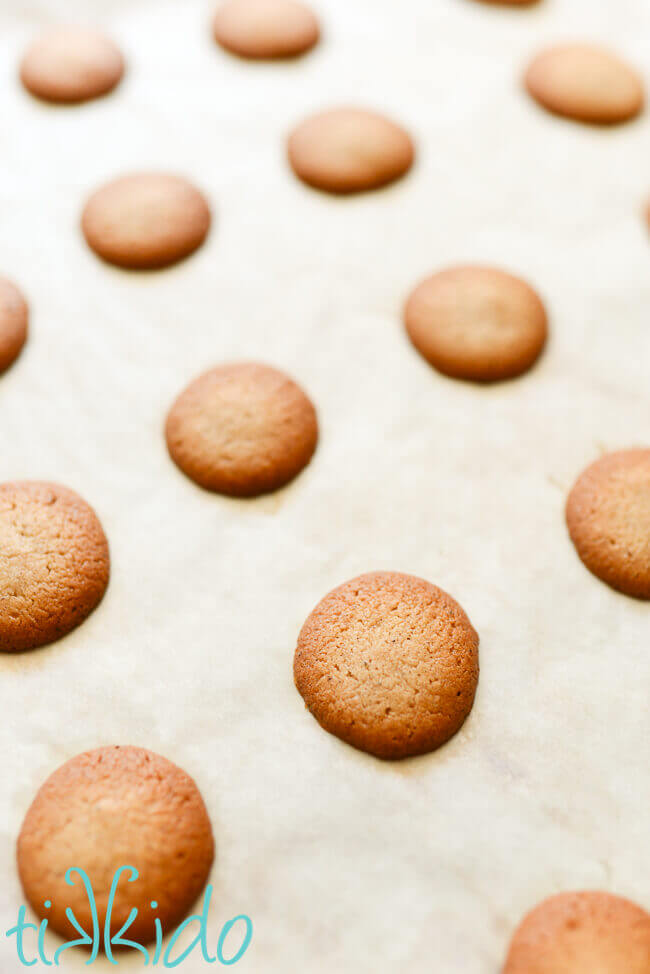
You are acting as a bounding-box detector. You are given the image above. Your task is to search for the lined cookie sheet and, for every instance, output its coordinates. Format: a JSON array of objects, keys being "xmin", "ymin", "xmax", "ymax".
[{"xmin": 0, "ymin": 0, "xmax": 649, "ymax": 971}]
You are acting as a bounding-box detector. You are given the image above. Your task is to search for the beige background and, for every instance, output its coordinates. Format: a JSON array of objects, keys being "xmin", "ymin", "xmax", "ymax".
[{"xmin": 0, "ymin": 0, "xmax": 649, "ymax": 970}]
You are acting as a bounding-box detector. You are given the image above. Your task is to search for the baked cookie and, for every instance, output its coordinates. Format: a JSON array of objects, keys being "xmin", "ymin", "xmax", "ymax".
[
  {"xmin": 166, "ymin": 362, "xmax": 318, "ymax": 497},
  {"xmin": 17, "ymin": 746, "xmax": 214, "ymax": 947},
  {"xmin": 566, "ymin": 449, "xmax": 650, "ymax": 599},
  {"xmin": 404, "ymin": 265, "xmax": 547, "ymax": 383},
  {"xmin": 20, "ymin": 28, "xmax": 124, "ymax": 104},
  {"xmin": 0, "ymin": 276, "xmax": 28, "ymax": 374},
  {"xmin": 287, "ymin": 107, "xmax": 415, "ymax": 194},
  {"xmin": 503, "ymin": 891, "xmax": 650, "ymax": 973},
  {"xmin": 525, "ymin": 44, "xmax": 644, "ymax": 124},
  {"xmin": 212, "ymin": 0, "xmax": 320, "ymax": 59},
  {"xmin": 294, "ymin": 571, "xmax": 479, "ymax": 760},
  {"xmin": 0, "ymin": 482, "xmax": 109, "ymax": 653},
  {"xmin": 81, "ymin": 173, "xmax": 211, "ymax": 270}
]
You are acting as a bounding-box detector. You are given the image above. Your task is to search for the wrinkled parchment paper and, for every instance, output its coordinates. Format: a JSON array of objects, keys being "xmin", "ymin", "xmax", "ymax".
[{"xmin": 1, "ymin": 0, "xmax": 649, "ymax": 970}]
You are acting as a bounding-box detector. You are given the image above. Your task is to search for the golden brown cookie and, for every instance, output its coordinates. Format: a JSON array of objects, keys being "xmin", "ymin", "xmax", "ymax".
[
  {"xmin": 81, "ymin": 173, "xmax": 211, "ymax": 270},
  {"xmin": 0, "ymin": 482, "xmax": 109, "ymax": 653},
  {"xmin": 287, "ymin": 107, "xmax": 415, "ymax": 194},
  {"xmin": 404, "ymin": 265, "xmax": 547, "ymax": 383},
  {"xmin": 525, "ymin": 44, "xmax": 644, "ymax": 124},
  {"xmin": 0, "ymin": 276, "xmax": 28, "ymax": 374},
  {"xmin": 17, "ymin": 746, "xmax": 215, "ymax": 947},
  {"xmin": 20, "ymin": 28, "xmax": 124, "ymax": 104},
  {"xmin": 212, "ymin": 0, "xmax": 320, "ymax": 59},
  {"xmin": 566, "ymin": 449, "xmax": 650, "ymax": 599},
  {"xmin": 166, "ymin": 362, "xmax": 318, "ymax": 497},
  {"xmin": 294, "ymin": 571, "xmax": 479, "ymax": 760},
  {"xmin": 503, "ymin": 891, "xmax": 650, "ymax": 973}
]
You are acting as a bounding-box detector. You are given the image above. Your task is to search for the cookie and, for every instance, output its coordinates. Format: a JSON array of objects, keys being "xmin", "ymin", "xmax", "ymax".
[
  {"xmin": 404, "ymin": 265, "xmax": 547, "ymax": 383},
  {"xmin": 525, "ymin": 44, "xmax": 644, "ymax": 124},
  {"xmin": 17, "ymin": 746, "xmax": 214, "ymax": 947},
  {"xmin": 212, "ymin": 0, "xmax": 320, "ymax": 59},
  {"xmin": 0, "ymin": 276, "xmax": 28, "ymax": 374},
  {"xmin": 81, "ymin": 173, "xmax": 211, "ymax": 270},
  {"xmin": 503, "ymin": 891, "xmax": 650, "ymax": 973},
  {"xmin": 0, "ymin": 482, "xmax": 109, "ymax": 653},
  {"xmin": 566, "ymin": 449, "xmax": 650, "ymax": 599},
  {"xmin": 166, "ymin": 362, "xmax": 318, "ymax": 497},
  {"xmin": 287, "ymin": 107, "xmax": 415, "ymax": 194},
  {"xmin": 294, "ymin": 571, "xmax": 479, "ymax": 760},
  {"xmin": 20, "ymin": 28, "xmax": 124, "ymax": 104}
]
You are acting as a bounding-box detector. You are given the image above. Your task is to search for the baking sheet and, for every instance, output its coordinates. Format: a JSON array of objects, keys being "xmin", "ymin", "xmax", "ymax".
[{"xmin": 1, "ymin": 0, "xmax": 649, "ymax": 970}]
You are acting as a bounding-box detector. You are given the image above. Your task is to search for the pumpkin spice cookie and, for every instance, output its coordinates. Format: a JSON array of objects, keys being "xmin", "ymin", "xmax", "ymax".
[
  {"xmin": 212, "ymin": 0, "xmax": 320, "ymax": 59},
  {"xmin": 503, "ymin": 891, "xmax": 650, "ymax": 973},
  {"xmin": 566, "ymin": 449, "xmax": 650, "ymax": 599},
  {"xmin": 404, "ymin": 265, "xmax": 547, "ymax": 383},
  {"xmin": 20, "ymin": 27, "xmax": 124, "ymax": 104},
  {"xmin": 0, "ymin": 482, "xmax": 109, "ymax": 653},
  {"xmin": 17, "ymin": 746, "xmax": 215, "ymax": 947},
  {"xmin": 294, "ymin": 572, "xmax": 479, "ymax": 760},
  {"xmin": 166, "ymin": 362, "xmax": 318, "ymax": 497},
  {"xmin": 81, "ymin": 172, "xmax": 211, "ymax": 270},
  {"xmin": 0, "ymin": 276, "xmax": 28, "ymax": 374},
  {"xmin": 525, "ymin": 44, "xmax": 644, "ymax": 124},
  {"xmin": 288, "ymin": 107, "xmax": 415, "ymax": 194}
]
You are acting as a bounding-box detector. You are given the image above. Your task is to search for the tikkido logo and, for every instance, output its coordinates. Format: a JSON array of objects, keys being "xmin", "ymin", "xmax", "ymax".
[{"xmin": 6, "ymin": 866, "xmax": 253, "ymax": 968}]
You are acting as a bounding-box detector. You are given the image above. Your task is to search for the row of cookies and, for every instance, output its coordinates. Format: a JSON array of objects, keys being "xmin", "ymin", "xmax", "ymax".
[
  {"xmin": 14, "ymin": 743, "xmax": 650, "ymax": 970},
  {"xmin": 3, "ymin": 1, "xmax": 649, "ymax": 970}
]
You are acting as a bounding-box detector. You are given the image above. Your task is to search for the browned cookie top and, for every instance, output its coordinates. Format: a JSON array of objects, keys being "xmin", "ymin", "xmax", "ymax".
[
  {"xmin": 566, "ymin": 449, "xmax": 650, "ymax": 599},
  {"xmin": 0, "ymin": 276, "xmax": 28, "ymax": 374},
  {"xmin": 81, "ymin": 172, "xmax": 211, "ymax": 270},
  {"xmin": 166, "ymin": 362, "xmax": 318, "ymax": 497},
  {"xmin": 288, "ymin": 107, "xmax": 415, "ymax": 194},
  {"xmin": 503, "ymin": 891, "xmax": 650, "ymax": 973},
  {"xmin": 17, "ymin": 746, "xmax": 215, "ymax": 947},
  {"xmin": 20, "ymin": 27, "xmax": 125, "ymax": 104},
  {"xmin": 213, "ymin": 0, "xmax": 320, "ymax": 59},
  {"xmin": 294, "ymin": 571, "xmax": 479, "ymax": 760},
  {"xmin": 525, "ymin": 44, "xmax": 644, "ymax": 124},
  {"xmin": 0, "ymin": 482, "xmax": 109, "ymax": 653},
  {"xmin": 404, "ymin": 265, "xmax": 547, "ymax": 383}
]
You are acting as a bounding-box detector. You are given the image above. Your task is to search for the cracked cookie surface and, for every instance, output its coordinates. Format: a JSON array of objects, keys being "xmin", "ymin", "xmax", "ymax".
[
  {"xmin": 0, "ymin": 481, "xmax": 109, "ymax": 652},
  {"xmin": 17, "ymin": 746, "xmax": 215, "ymax": 946},
  {"xmin": 294, "ymin": 571, "xmax": 479, "ymax": 760},
  {"xmin": 166, "ymin": 361, "xmax": 318, "ymax": 497},
  {"xmin": 566, "ymin": 449, "xmax": 650, "ymax": 599}
]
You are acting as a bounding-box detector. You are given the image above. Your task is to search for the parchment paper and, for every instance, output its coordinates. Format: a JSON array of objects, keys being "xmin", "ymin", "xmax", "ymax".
[{"xmin": 1, "ymin": 0, "xmax": 649, "ymax": 970}]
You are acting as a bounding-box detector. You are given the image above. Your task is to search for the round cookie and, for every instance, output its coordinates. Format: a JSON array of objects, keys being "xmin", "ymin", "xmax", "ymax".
[
  {"xmin": 287, "ymin": 107, "xmax": 415, "ymax": 194},
  {"xmin": 81, "ymin": 173, "xmax": 211, "ymax": 270},
  {"xmin": 503, "ymin": 891, "xmax": 650, "ymax": 973},
  {"xmin": 524, "ymin": 44, "xmax": 644, "ymax": 124},
  {"xmin": 0, "ymin": 482, "xmax": 109, "ymax": 653},
  {"xmin": 166, "ymin": 362, "xmax": 318, "ymax": 497},
  {"xmin": 0, "ymin": 276, "xmax": 28, "ymax": 374},
  {"xmin": 17, "ymin": 746, "xmax": 215, "ymax": 947},
  {"xmin": 212, "ymin": 0, "xmax": 320, "ymax": 59},
  {"xmin": 294, "ymin": 571, "xmax": 479, "ymax": 760},
  {"xmin": 20, "ymin": 28, "xmax": 124, "ymax": 104},
  {"xmin": 566, "ymin": 449, "xmax": 650, "ymax": 599},
  {"xmin": 404, "ymin": 265, "xmax": 547, "ymax": 383}
]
